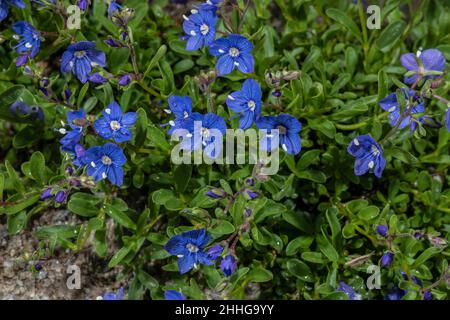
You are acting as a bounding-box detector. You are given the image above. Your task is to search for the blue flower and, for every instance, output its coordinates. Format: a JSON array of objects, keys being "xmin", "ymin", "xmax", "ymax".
[
  {"xmin": 61, "ymin": 41, "xmax": 106, "ymax": 83},
  {"xmin": 198, "ymin": 0, "xmax": 223, "ymax": 12},
  {"xmin": 381, "ymin": 252, "xmax": 394, "ymax": 267},
  {"xmin": 256, "ymin": 114, "xmax": 302, "ymax": 155},
  {"xmin": 182, "ymin": 8, "xmax": 217, "ymax": 51},
  {"xmin": 209, "ymin": 34, "xmax": 254, "ymax": 76},
  {"xmin": 94, "ymin": 101, "xmax": 137, "ymax": 143},
  {"xmin": 207, "ymin": 244, "xmax": 223, "ymax": 260},
  {"xmin": 194, "ymin": 113, "xmax": 227, "ymax": 158},
  {"xmin": 164, "ymin": 229, "xmax": 214, "ymax": 274},
  {"xmin": 12, "ymin": 21, "xmax": 41, "ymax": 65},
  {"xmin": 165, "ymin": 290, "xmax": 187, "ymax": 300},
  {"xmin": 103, "ymin": 287, "xmax": 124, "ymax": 300},
  {"xmin": 446, "ymin": 108, "xmax": 450, "ymax": 132},
  {"xmin": 400, "ymin": 49, "xmax": 446, "ymax": 85},
  {"xmin": 220, "ymin": 255, "xmax": 237, "ymax": 277},
  {"xmin": 379, "ymin": 89, "xmax": 425, "ymax": 130},
  {"xmin": 226, "ymin": 78, "xmax": 262, "ymax": 130},
  {"xmin": 347, "ymin": 134, "xmax": 386, "ymax": 178},
  {"xmin": 72, "ymin": 144, "xmax": 88, "ymax": 167},
  {"xmin": 376, "ymin": 225, "xmax": 388, "ymax": 237},
  {"xmin": 337, "ymin": 282, "xmax": 361, "ymax": 300},
  {"xmin": 108, "ymin": 0, "xmax": 122, "ymax": 17},
  {"xmin": 166, "ymin": 95, "xmax": 201, "ymax": 135},
  {"xmin": 60, "ymin": 109, "xmax": 86, "ymax": 151},
  {"xmin": 0, "ymin": 0, "xmax": 25, "ymax": 22},
  {"xmin": 85, "ymin": 143, "xmax": 127, "ymax": 186}
]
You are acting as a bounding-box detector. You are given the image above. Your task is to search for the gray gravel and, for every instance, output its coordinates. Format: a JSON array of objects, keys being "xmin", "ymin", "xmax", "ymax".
[{"xmin": 0, "ymin": 210, "xmax": 125, "ymax": 300}]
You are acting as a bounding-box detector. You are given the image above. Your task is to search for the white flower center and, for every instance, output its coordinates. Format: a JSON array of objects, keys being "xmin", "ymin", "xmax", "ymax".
[
  {"xmin": 201, "ymin": 127, "xmax": 210, "ymax": 138},
  {"xmin": 75, "ymin": 50, "xmax": 86, "ymax": 58},
  {"xmin": 247, "ymin": 100, "xmax": 256, "ymax": 111},
  {"xmin": 183, "ymin": 111, "xmax": 189, "ymax": 119},
  {"xmin": 276, "ymin": 125, "xmax": 287, "ymax": 135},
  {"xmin": 229, "ymin": 47, "xmax": 240, "ymax": 57},
  {"xmin": 368, "ymin": 160, "xmax": 375, "ymax": 169},
  {"xmin": 102, "ymin": 155, "xmax": 112, "ymax": 165},
  {"xmin": 371, "ymin": 144, "xmax": 380, "ymax": 156},
  {"xmin": 353, "ymin": 138, "xmax": 359, "ymax": 146},
  {"xmin": 200, "ymin": 24, "xmax": 209, "ymax": 35},
  {"xmin": 110, "ymin": 120, "xmax": 121, "ymax": 131},
  {"xmin": 186, "ymin": 243, "xmax": 199, "ymax": 253}
]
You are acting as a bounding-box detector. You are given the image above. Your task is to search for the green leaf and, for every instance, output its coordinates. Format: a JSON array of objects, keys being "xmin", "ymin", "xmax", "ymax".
[
  {"xmin": 133, "ymin": 108, "xmax": 148, "ymax": 147},
  {"xmin": 376, "ymin": 21, "xmax": 406, "ymax": 52},
  {"xmin": 144, "ymin": 45, "xmax": 167, "ymax": 78},
  {"xmin": 378, "ymin": 69, "xmax": 389, "ymax": 102},
  {"xmin": 358, "ymin": 206, "xmax": 380, "ymax": 220},
  {"xmin": 174, "ymin": 164, "xmax": 192, "ymax": 193},
  {"xmin": 104, "ymin": 204, "xmax": 137, "ymax": 230},
  {"xmin": 108, "ymin": 246, "xmax": 132, "ymax": 268},
  {"xmin": 286, "ymin": 259, "xmax": 313, "ymax": 282},
  {"xmin": 5, "ymin": 160, "xmax": 25, "ymax": 194},
  {"xmin": 326, "ymin": 8, "xmax": 362, "ymax": 43},
  {"xmin": 1, "ymin": 193, "xmax": 40, "ymax": 215},
  {"xmin": 247, "ymin": 266, "xmax": 273, "ymax": 282},
  {"xmin": 29, "ymin": 151, "xmax": 46, "ymax": 185}
]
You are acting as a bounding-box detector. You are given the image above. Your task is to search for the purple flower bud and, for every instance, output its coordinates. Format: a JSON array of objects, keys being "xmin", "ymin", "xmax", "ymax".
[
  {"xmin": 89, "ymin": 72, "xmax": 108, "ymax": 84},
  {"xmin": 244, "ymin": 208, "xmax": 252, "ymax": 217},
  {"xmin": 55, "ymin": 190, "xmax": 67, "ymax": 203},
  {"xmin": 376, "ymin": 225, "xmax": 389, "ymax": 237},
  {"xmin": 245, "ymin": 189, "xmax": 259, "ymax": 199},
  {"xmin": 118, "ymin": 74, "xmax": 132, "ymax": 86},
  {"xmin": 220, "ymin": 255, "xmax": 237, "ymax": 277},
  {"xmin": 40, "ymin": 187, "xmax": 53, "ymax": 200},
  {"xmin": 245, "ymin": 178, "xmax": 254, "ymax": 186},
  {"xmin": 64, "ymin": 89, "xmax": 72, "ymax": 100},
  {"xmin": 207, "ymin": 244, "xmax": 223, "ymax": 260},
  {"xmin": 23, "ymin": 66, "xmax": 33, "ymax": 75},
  {"xmin": 39, "ymin": 87, "xmax": 49, "ymax": 97},
  {"xmin": 121, "ymin": 32, "xmax": 128, "ymax": 40},
  {"xmin": 16, "ymin": 54, "xmax": 29, "ymax": 67},
  {"xmin": 423, "ymin": 291, "xmax": 432, "ymax": 300},
  {"xmin": 66, "ymin": 167, "xmax": 74, "ymax": 176},
  {"xmin": 206, "ymin": 188, "xmax": 226, "ymax": 199},
  {"xmin": 414, "ymin": 231, "xmax": 424, "ymax": 239},
  {"xmin": 34, "ymin": 262, "xmax": 43, "ymax": 271},
  {"xmin": 77, "ymin": 0, "xmax": 88, "ymax": 10},
  {"xmin": 381, "ymin": 252, "xmax": 394, "ymax": 267},
  {"xmin": 272, "ymin": 89, "xmax": 281, "ymax": 98},
  {"xmin": 105, "ymin": 38, "xmax": 120, "ymax": 48},
  {"xmin": 40, "ymin": 78, "xmax": 49, "ymax": 87}
]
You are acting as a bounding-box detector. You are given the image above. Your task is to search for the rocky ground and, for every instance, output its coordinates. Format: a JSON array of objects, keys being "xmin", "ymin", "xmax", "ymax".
[{"xmin": 0, "ymin": 210, "xmax": 124, "ymax": 300}]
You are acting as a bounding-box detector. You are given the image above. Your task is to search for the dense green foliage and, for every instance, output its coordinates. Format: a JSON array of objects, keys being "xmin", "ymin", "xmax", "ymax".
[{"xmin": 0, "ymin": 0, "xmax": 449, "ymax": 300}]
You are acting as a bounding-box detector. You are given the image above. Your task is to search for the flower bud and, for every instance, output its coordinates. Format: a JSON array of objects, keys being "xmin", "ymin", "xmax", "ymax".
[
  {"xmin": 55, "ymin": 190, "xmax": 67, "ymax": 203},
  {"xmin": 207, "ymin": 244, "xmax": 224, "ymax": 260},
  {"xmin": 376, "ymin": 225, "xmax": 388, "ymax": 237},
  {"xmin": 381, "ymin": 252, "xmax": 394, "ymax": 267},
  {"xmin": 118, "ymin": 74, "xmax": 132, "ymax": 86},
  {"xmin": 40, "ymin": 187, "xmax": 53, "ymax": 200},
  {"xmin": 205, "ymin": 188, "xmax": 226, "ymax": 199},
  {"xmin": 220, "ymin": 255, "xmax": 237, "ymax": 277}
]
